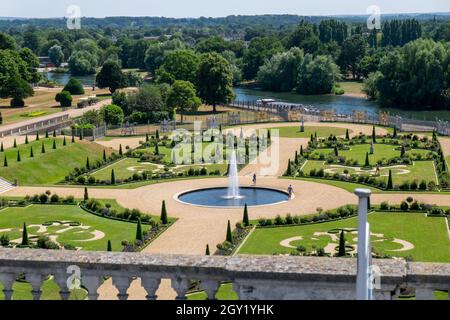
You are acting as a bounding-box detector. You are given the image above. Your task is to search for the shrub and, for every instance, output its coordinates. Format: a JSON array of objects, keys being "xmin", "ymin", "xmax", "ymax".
[
  {"xmin": 400, "ymin": 201, "xmax": 409, "ymax": 211},
  {"xmin": 410, "ymin": 201, "xmax": 420, "ymax": 210},
  {"xmin": 50, "ymin": 194, "xmax": 59, "ymax": 203},
  {"xmin": 274, "ymin": 215, "xmax": 284, "ymax": 225},
  {"xmin": 429, "ymin": 207, "xmax": 444, "ymax": 215},
  {"xmin": 63, "ymin": 78, "xmax": 85, "ymax": 95},
  {"xmin": 285, "ymin": 214, "xmax": 294, "ymax": 225},
  {"xmin": 55, "ymin": 91, "xmax": 73, "ymax": 107},
  {"xmin": 39, "ymin": 193, "xmax": 48, "ymax": 204},
  {"xmin": 380, "ymin": 201, "xmax": 390, "ymax": 210},
  {"xmin": 419, "ymin": 180, "xmax": 427, "ymax": 190}
]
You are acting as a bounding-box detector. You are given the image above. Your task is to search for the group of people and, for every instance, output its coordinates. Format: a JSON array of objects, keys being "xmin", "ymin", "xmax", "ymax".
[{"xmin": 252, "ymin": 173, "xmax": 294, "ymax": 199}]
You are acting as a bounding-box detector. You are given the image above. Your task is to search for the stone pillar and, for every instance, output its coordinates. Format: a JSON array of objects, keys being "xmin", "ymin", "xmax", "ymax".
[
  {"xmin": 170, "ymin": 277, "xmax": 190, "ymax": 300},
  {"xmin": 83, "ymin": 275, "xmax": 101, "ymax": 300},
  {"xmin": 53, "ymin": 273, "xmax": 71, "ymax": 300},
  {"xmin": 0, "ymin": 272, "xmax": 16, "ymax": 300},
  {"xmin": 27, "ymin": 273, "xmax": 44, "ymax": 300},
  {"xmin": 141, "ymin": 277, "xmax": 161, "ymax": 300},
  {"xmin": 201, "ymin": 280, "xmax": 219, "ymax": 300},
  {"xmin": 112, "ymin": 276, "xmax": 133, "ymax": 300}
]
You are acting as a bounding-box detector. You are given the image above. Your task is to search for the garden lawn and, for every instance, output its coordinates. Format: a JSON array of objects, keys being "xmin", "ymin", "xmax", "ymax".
[
  {"xmin": 267, "ymin": 126, "xmax": 348, "ymax": 138},
  {"xmin": 0, "ymin": 137, "xmax": 111, "ymax": 185},
  {"xmin": 0, "ymin": 204, "xmax": 148, "ymax": 251},
  {"xmin": 91, "ymin": 158, "xmax": 158, "ymax": 181},
  {"xmin": 301, "ymin": 160, "xmax": 437, "ymax": 185},
  {"xmin": 239, "ymin": 212, "xmax": 450, "ymax": 263}
]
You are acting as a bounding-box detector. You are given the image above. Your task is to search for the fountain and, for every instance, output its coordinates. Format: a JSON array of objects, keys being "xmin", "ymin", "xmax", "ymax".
[
  {"xmin": 226, "ymin": 149, "xmax": 240, "ymax": 199},
  {"xmin": 176, "ymin": 137, "xmax": 291, "ymax": 208}
]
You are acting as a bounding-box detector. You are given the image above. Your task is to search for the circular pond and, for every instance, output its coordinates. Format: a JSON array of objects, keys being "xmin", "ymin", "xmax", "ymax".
[{"xmin": 176, "ymin": 187, "xmax": 290, "ymax": 208}]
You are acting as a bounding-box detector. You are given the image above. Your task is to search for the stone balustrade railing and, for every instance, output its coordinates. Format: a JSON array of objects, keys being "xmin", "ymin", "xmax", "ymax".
[{"xmin": 0, "ymin": 248, "xmax": 448, "ymax": 300}]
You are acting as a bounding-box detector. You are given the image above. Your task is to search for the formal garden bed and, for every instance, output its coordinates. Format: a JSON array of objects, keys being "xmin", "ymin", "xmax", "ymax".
[{"xmin": 285, "ymin": 129, "xmax": 449, "ymax": 191}]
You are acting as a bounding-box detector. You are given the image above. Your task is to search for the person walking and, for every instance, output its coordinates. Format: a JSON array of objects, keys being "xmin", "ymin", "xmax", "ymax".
[
  {"xmin": 287, "ymin": 184, "xmax": 294, "ymax": 199},
  {"xmin": 252, "ymin": 173, "xmax": 257, "ymax": 185}
]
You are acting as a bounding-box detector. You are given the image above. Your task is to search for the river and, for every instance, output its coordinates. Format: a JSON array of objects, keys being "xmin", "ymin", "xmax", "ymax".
[{"xmin": 234, "ymin": 87, "xmax": 450, "ymax": 121}]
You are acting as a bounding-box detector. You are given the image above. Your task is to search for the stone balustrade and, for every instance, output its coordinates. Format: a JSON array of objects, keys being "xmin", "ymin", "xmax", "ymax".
[{"xmin": 0, "ymin": 248, "xmax": 448, "ymax": 300}]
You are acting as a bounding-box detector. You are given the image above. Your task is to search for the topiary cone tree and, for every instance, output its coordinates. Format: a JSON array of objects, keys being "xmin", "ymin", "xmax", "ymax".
[
  {"xmin": 103, "ymin": 149, "xmax": 107, "ymax": 162},
  {"xmin": 63, "ymin": 136, "xmax": 66, "ymax": 146},
  {"xmin": 25, "ymin": 135, "xmax": 28, "ymax": 144},
  {"xmin": 52, "ymin": 139, "xmax": 56, "ymax": 149},
  {"xmin": 300, "ymin": 145, "xmax": 303, "ymax": 156},
  {"xmin": 387, "ymin": 170, "xmax": 393, "ymax": 190},
  {"xmin": 243, "ymin": 204, "xmax": 249, "ymax": 227},
  {"xmin": 160, "ymin": 200, "xmax": 168, "ymax": 225},
  {"xmin": 135, "ymin": 219, "xmax": 143, "ymax": 242},
  {"xmin": 286, "ymin": 159, "xmax": 292, "ymax": 176},
  {"xmin": 226, "ymin": 220, "xmax": 233, "ymax": 243},
  {"xmin": 205, "ymin": 244, "xmax": 210, "ymax": 256},
  {"xmin": 400, "ymin": 145, "xmax": 405, "ymax": 158},
  {"xmin": 338, "ymin": 230, "xmax": 346, "ymax": 257},
  {"xmin": 0, "ymin": 142, "xmax": 3, "ymax": 152},
  {"xmin": 364, "ymin": 152, "xmax": 370, "ymax": 167},
  {"xmin": 36, "ymin": 131, "xmax": 39, "ymax": 141},
  {"xmin": 111, "ymin": 169, "xmax": 116, "ymax": 185},
  {"xmin": 119, "ymin": 144, "xmax": 123, "ymax": 156},
  {"xmin": 107, "ymin": 240, "xmax": 112, "ymax": 252},
  {"xmin": 86, "ymin": 157, "xmax": 90, "ymax": 170},
  {"xmin": 334, "ymin": 145, "xmax": 339, "ymax": 157},
  {"xmin": 17, "ymin": 149, "xmax": 21, "ymax": 162},
  {"xmin": 30, "ymin": 146, "xmax": 34, "ymax": 158},
  {"xmin": 13, "ymin": 138, "xmax": 17, "ymax": 148},
  {"xmin": 154, "ymin": 143, "xmax": 159, "ymax": 155},
  {"xmin": 71, "ymin": 133, "xmax": 75, "ymax": 143},
  {"xmin": 21, "ymin": 222, "xmax": 29, "ymax": 246},
  {"xmin": 345, "ymin": 129, "xmax": 350, "ymax": 140},
  {"xmin": 45, "ymin": 130, "xmax": 49, "ymax": 138},
  {"xmin": 41, "ymin": 142, "xmax": 45, "ymax": 154},
  {"xmin": 393, "ymin": 126, "xmax": 397, "ymax": 138},
  {"xmin": 3, "ymin": 155, "xmax": 8, "ymax": 167},
  {"xmin": 84, "ymin": 187, "xmax": 89, "ymax": 201}
]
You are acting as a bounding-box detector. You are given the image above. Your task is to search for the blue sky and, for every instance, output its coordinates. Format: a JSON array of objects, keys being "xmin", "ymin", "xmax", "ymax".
[{"xmin": 1, "ymin": 0, "xmax": 449, "ymax": 18}]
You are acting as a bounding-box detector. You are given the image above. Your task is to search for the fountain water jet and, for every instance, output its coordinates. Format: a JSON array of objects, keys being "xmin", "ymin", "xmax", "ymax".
[{"xmin": 226, "ymin": 148, "xmax": 240, "ymax": 199}]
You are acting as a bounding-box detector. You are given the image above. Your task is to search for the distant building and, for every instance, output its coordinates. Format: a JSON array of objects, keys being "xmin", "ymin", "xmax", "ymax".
[{"xmin": 38, "ymin": 57, "xmax": 55, "ymax": 68}]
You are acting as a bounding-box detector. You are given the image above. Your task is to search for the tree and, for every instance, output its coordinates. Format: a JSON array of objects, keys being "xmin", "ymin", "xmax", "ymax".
[
  {"xmin": 257, "ymin": 47, "xmax": 304, "ymax": 92},
  {"xmin": 205, "ymin": 244, "xmax": 210, "ymax": 256},
  {"xmin": 160, "ymin": 200, "xmax": 168, "ymax": 225},
  {"xmin": 242, "ymin": 36, "xmax": 284, "ymax": 80},
  {"xmin": 100, "ymin": 104, "xmax": 124, "ymax": 125},
  {"xmin": 400, "ymin": 145, "xmax": 406, "ymax": 158},
  {"xmin": 103, "ymin": 149, "xmax": 107, "ymax": 162},
  {"xmin": 30, "ymin": 146, "xmax": 34, "ymax": 158},
  {"xmin": 63, "ymin": 78, "xmax": 84, "ymax": 95},
  {"xmin": 41, "ymin": 142, "xmax": 45, "ymax": 153},
  {"xmin": 243, "ymin": 204, "xmax": 250, "ymax": 227},
  {"xmin": 297, "ymin": 54, "xmax": 341, "ymax": 95},
  {"xmin": 226, "ymin": 220, "xmax": 233, "ymax": 243},
  {"xmin": 52, "ymin": 139, "xmax": 56, "ymax": 149},
  {"xmin": 157, "ymin": 49, "xmax": 199, "ymax": 84},
  {"xmin": 107, "ymin": 240, "xmax": 112, "ymax": 252},
  {"xmin": 25, "ymin": 135, "xmax": 28, "ymax": 144},
  {"xmin": 13, "ymin": 139, "xmax": 16, "ymax": 148},
  {"xmin": 362, "ymin": 71, "xmax": 382, "ymax": 100},
  {"xmin": 286, "ymin": 23, "xmax": 320, "ymax": 54},
  {"xmin": 338, "ymin": 230, "xmax": 346, "ymax": 257},
  {"xmin": 4, "ymin": 76, "xmax": 34, "ymax": 107},
  {"xmin": 17, "ymin": 149, "xmax": 21, "ymax": 162},
  {"xmin": 55, "ymin": 91, "xmax": 72, "ymax": 107},
  {"xmin": 63, "ymin": 136, "xmax": 66, "ymax": 146},
  {"xmin": 364, "ymin": 152, "xmax": 370, "ymax": 167},
  {"xmin": 197, "ymin": 53, "xmax": 234, "ymax": 112},
  {"xmin": 111, "ymin": 169, "xmax": 116, "ymax": 184},
  {"xmin": 119, "ymin": 144, "xmax": 123, "ymax": 156},
  {"xmin": 68, "ymin": 50, "xmax": 98, "ymax": 75},
  {"xmin": 167, "ymin": 80, "xmax": 201, "ymax": 123},
  {"xmin": 0, "ymin": 111, "xmax": 2, "ymax": 124},
  {"xmin": 387, "ymin": 170, "xmax": 393, "ymax": 190},
  {"xmin": 96, "ymin": 60, "xmax": 125, "ymax": 93},
  {"xmin": 1, "ymin": 142, "xmax": 3, "ymax": 152},
  {"xmin": 345, "ymin": 129, "xmax": 350, "ymax": 140},
  {"xmin": 135, "ymin": 219, "xmax": 143, "ymax": 242},
  {"xmin": 338, "ymin": 34, "xmax": 368, "ymax": 79},
  {"xmin": 3, "ymin": 155, "xmax": 7, "ymax": 167},
  {"xmin": 84, "ymin": 187, "xmax": 89, "ymax": 201},
  {"xmin": 48, "ymin": 45, "xmax": 64, "ymax": 67},
  {"xmin": 372, "ymin": 126, "xmax": 376, "ymax": 143},
  {"xmin": 21, "ymin": 223, "xmax": 29, "ymax": 246},
  {"xmin": 0, "ymin": 32, "xmax": 16, "ymax": 50}
]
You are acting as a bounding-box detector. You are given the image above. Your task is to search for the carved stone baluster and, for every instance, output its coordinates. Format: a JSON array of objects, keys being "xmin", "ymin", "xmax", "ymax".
[
  {"xmin": 27, "ymin": 273, "xmax": 44, "ymax": 300},
  {"xmin": 415, "ymin": 287, "xmax": 435, "ymax": 300},
  {"xmin": 141, "ymin": 277, "xmax": 161, "ymax": 300},
  {"xmin": 201, "ymin": 280, "xmax": 219, "ymax": 300},
  {"xmin": 0, "ymin": 272, "xmax": 16, "ymax": 300},
  {"xmin": 53, "ymin": 273, "xmax": 71, "ymax": 300},
  {"xmin": 83, "ymin": 275, "xmax": 101, "ymax": 300},
  {"xmin": 171, "ymin": 277, "xmax": 190, "ymax": 300},
  {"xmin": 112, "ymin": 276, "xmax": 133, "ymax": 300}
]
